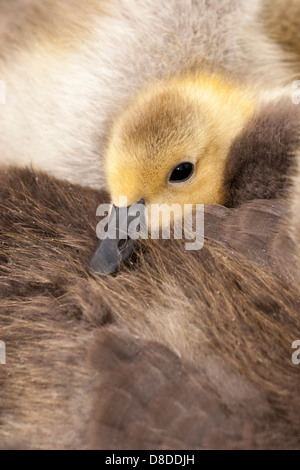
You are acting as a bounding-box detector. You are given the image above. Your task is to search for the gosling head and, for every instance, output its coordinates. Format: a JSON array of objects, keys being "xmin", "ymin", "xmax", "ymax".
[
  {"xmin": 89, "ymin": 74, "xmax": 255, "ymax": 274},
  {"xmin": 106, "ymin": 74, "xmax": 254, "ymax": 207}
]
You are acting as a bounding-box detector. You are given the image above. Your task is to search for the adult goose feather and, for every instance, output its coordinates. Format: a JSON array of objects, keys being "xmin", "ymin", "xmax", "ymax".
[{"xmin": 0, "ymin": 166, "xmax": 299, "ymax": 449}]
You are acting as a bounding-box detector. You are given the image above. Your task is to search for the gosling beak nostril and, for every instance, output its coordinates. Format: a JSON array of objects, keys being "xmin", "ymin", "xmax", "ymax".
[{"xmin": 88, "ymin": 198, "xmax": 146, "ymax": 275}]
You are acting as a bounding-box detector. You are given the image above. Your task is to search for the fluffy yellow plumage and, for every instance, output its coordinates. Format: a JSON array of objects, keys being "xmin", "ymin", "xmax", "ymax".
[{"xmin": 105, "ymin": 74, "xmax": 255, "ymax": 208}]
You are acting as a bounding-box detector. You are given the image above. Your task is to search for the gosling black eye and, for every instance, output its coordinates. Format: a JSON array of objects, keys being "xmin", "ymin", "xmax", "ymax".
[{"xmin": 169, "ymin": 162, "xmax": 194, "ymax": 183}]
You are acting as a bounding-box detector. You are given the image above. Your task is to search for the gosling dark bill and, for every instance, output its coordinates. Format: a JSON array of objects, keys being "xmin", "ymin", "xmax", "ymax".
[{"xmin": 88, "ymin": 199, "xmax": 146, "ymax": 275}]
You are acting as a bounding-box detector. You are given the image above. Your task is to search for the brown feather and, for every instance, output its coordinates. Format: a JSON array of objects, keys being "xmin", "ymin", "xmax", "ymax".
[
  {"xmin": 0, "ymin": 167, "xmax": 299, "ymax": 449},
  {"xmin": 261, "ymin": 0, "xmax": 300, "ymax": 70},
  {"xmin": 224, "ymin": 99, "xmax": 300, "ymax": 207}
]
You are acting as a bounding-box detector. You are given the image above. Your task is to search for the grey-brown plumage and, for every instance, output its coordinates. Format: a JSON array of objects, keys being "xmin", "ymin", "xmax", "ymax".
[
  {"xmin": 224, "ymin": 99, "xmax": 300, "ymax": 207},
  {"xmin": 291, "ymin": 155, "xmax": 300, "ymax": 286},
  {"xmin": 261, "ymin": 0, "xmax": 300, "ymax": 72},
  {"xmin": 88, "ymin": 327, "xmax": 272, "ymax": 450},
  {"xmin": 0, "ymin": 167, "xmax": 299, "ymax": 449}
]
